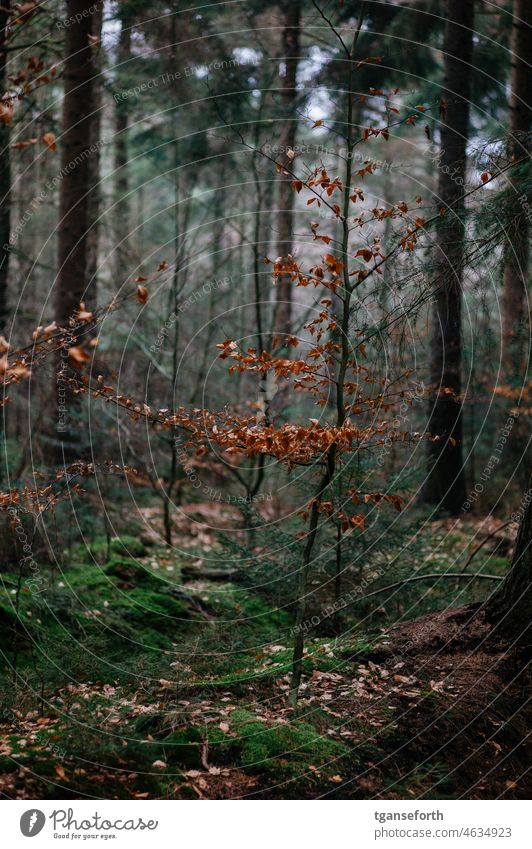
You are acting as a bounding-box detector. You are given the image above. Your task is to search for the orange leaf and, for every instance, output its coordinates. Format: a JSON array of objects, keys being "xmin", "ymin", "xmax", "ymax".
[
  {"xmin": 42, "ymin": 131, "xmax": 57, "ymax": 152},
  {"xmin": 0, "ymin": 99, "xmax": 13, "ymax": 125},
  {"xmin": 136, "ymin": 285, "xmax": 149, "ymax": 304},
  {"xmin": 68, "ymin": 346, "xmax": 90, "ymax": 369},
  {"xmin": 11, "ymin": 137, "xmax": 37, "ymax": 149},
  {"xmin": 76, "ymin": 303, "xmax": 93, "ymax": 322}
]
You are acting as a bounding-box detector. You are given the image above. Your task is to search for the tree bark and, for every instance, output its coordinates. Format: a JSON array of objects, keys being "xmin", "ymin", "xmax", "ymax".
[
  {"xmin": 54, "ymin": 1, "xmax": 100, "ymax": 462},
  {"xmin": 55, "ymin": 0, "xmax": 98, "ymax": 325},
  {"xmin": 423, "ymin": 0, "xmax": 473, "ymax": 514},
  {"xmin": 0, "ymin": 1, "xmax": 11, "ymax": 333},
  {"xmin": 501, "ymin": 0, "xmax": 532, "ymax": 382},
  {"xmin": 113, "ymin": 15, "xmax": 131, "ymax": 282},
  {"xmin": 486, "ymin": 484, "xmax": 532, "ymax": 648},
  {"xmin": 85, "ymin": 1, "xmax": 104, "ymax": 310},
  {"xmin": 273, "ymin": 0, "xmax": 301, "ymax": 339}
]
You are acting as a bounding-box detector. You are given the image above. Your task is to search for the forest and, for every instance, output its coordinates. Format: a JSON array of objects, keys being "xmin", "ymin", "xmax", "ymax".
[{"xmin": 0, "ymin": 0, "xmax": 530, "ymax": 803}]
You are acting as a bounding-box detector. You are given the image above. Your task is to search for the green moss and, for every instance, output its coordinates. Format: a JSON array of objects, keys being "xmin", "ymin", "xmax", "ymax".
[
  {"xmin": 161, "ymin": 728, "xmax": 203, "ymax": 767},
  {"xmin": 105, "ymin": 557, "xmax": 164, "ymax": 590},
  {"xmin": 189, "ymin": 582, "xmax": 289, "ymax": 630},
  {"xmin": 0, "ymin": 593, "xmax": 18, "ymax": 640},
  {"xmin": 76, "ymin": 534, "xmax": 147, "ymax": 564},
  {"xmin": 219, "ymin": 709, "xmax": 347, "ymax": 775},
  {"xmin": 0, "ymin": 755, "xmax": 15, "ymax": 773},
  {"xmin": 110, "ymin": 536, "xmax": 147, "ymax": 559}
]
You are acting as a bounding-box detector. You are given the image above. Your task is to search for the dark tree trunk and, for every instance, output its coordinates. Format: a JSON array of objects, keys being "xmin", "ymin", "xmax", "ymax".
[
  {"xmin": 501, "ymin": 0, "xmax": 532, "ymax": 381},
  {"xmin": 54, "ymin": 1, "xmax": 99, "ymax": 462},
  {"xmin": 0, "ymin": 1, "xmax": 11, "ymax": 333},
  {"xmin": 486, "ymin": 485, "xmax": 532, "ymax": 648},
  {"xmin": 423, "ymin": 0, "xmax": 473, "ymax": 514},
  {"xmin": 85, "ymin": 1, "xmax": 104, "ymax": 310},
  {"xmin": 55, "ymin": 0, "xmax": 98, "ymax": 325},
  {"xmin": 273, "ymin": 0, "xmax": 301, "ymax": 338},
  {"xmin": 113, "ymin": 16, "xmax": 131, "ymax": 281}
]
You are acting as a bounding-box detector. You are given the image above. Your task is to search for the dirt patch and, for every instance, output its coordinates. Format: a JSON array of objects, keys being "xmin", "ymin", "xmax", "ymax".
[{"xmin": 355, "ymin": 605, "xmax": 531, "ymax": 799}]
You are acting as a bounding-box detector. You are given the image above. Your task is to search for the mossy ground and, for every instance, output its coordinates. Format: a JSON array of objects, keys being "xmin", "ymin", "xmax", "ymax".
[{"xmin": 0, "ymin": 519, "xmax": 521, "ymax": 799}]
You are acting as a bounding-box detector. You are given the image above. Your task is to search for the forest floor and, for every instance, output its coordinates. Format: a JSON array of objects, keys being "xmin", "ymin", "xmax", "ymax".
[{"xmin": 0, "ymin": 505, "xmax": 529, "ymax": 800}]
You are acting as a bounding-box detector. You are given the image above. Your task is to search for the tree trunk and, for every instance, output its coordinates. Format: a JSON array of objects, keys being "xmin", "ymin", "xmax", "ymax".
[
  {"xmin": 423, "ymin": 0, "xmax": 473, "ymax": 514},
  {"xmin": 486, "ymin": 484, "xmax": 532, "ymax": 648},
  {"xmin": 0, "ymin": 1, "xmax": 11, "ymax": 333},
  {"xmin": 85, "ymin": 1, "xmax": 104, "ymax": 310},
  {"xmin": 113, "ymin": 16, "xmax": 131, "ymax": 282},
  {"xmin": 55, "ymin": 0, "xmax": 98, "ymax": 325},
  {"xmin": 273, "ymin": 0, "xmax": 301, "ymax": 339},
  {"xmin": 54, "ymin": 2, "xmax": 99, "ymax": 462},
  {"xmin": 501, "ymin": 0, "xmax": 532, "ymax": 381}
]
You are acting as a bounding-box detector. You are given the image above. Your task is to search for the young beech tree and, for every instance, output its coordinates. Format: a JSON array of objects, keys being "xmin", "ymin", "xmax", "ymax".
[{"xmin": 213, "ymin": 11, "xmax": 436, "ymax": 704}]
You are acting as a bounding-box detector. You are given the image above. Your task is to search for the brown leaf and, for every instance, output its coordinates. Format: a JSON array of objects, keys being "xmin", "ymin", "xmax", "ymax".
[
  {"xmin": 0, "ymin": 99, "xmax": 14, "ymax": 125},
  {"xmin": 11, "ymin": 137, "xmax": 37, "ymax": 149},
  {"xmin": 12, "ymin": 2, "xmax": 38, "ymax": 24},
  {"xmin": 136, "ymin": 285, "xmax": 149, "ymax": 304},
  {"xmin": 42, "ymin": 132, "xmax": 57, "ymax": 152},
  {"xmin": 43, "ymin": 322, "xmax": 57, "ymax": 337},
  {"xmin": 76, "ymin": 303, "xmax": 93, "ymax": 322},
  {"xmin": 68, "ymin": 346, "xmax": 90, "ymax": 369}
]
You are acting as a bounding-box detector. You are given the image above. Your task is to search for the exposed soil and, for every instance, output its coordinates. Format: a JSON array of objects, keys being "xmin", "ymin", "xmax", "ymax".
[{"xmin": 331, "ymin": 604, "xmax": 530, "ymax": 800}]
